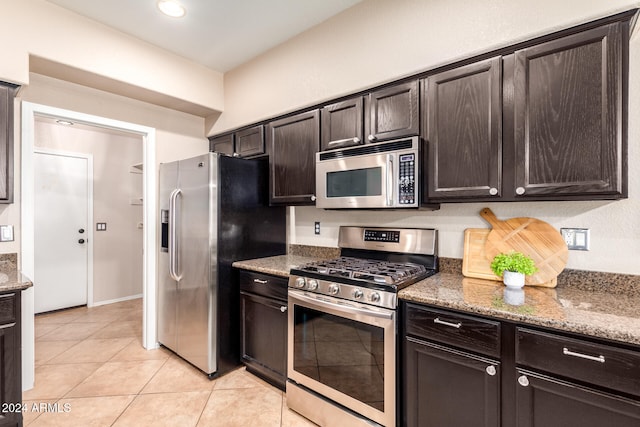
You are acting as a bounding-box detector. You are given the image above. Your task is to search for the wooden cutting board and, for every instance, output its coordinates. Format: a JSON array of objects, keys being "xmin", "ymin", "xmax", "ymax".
[
  {"xmin": 462, "ymin": 229, "xmax": 502, "ymax": 282},
  {"xmin": 462, "ymin": 228, "xmax": 557, "ymax": 287},
  {"xmin": 480, "ymin": 208, "xmax": 567, "ymax": 287}
]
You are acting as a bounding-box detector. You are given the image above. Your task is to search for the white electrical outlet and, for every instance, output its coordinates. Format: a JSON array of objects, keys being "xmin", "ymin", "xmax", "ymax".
[{"xmin": 560, "ymin": 228, "xmax": 590, "ymax": 251}]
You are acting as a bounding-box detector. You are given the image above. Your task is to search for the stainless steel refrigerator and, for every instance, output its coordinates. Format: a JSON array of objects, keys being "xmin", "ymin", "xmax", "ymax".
[{"xmin": 158, "ymin": 152, "xmax": 286, "ymax": 377}]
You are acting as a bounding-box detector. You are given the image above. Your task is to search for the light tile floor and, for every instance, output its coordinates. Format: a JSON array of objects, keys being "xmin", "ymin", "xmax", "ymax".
[{"xmin": 25, "ymin": 298, "xmax": 317, "ymax": 427}]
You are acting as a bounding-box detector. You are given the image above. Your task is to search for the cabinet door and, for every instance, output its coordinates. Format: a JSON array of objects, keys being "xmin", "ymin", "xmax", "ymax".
[
  {"xmin": 240, "ymin": 292, "xmax": 287, "ymax": 390},
  {"xmin": 235, "ymin": 125, "xmax": 265, "ymax": 158},
  {"xmin": 515, "ymin": 370, "xmax": 640, "ymax": 427},
  {"xmin": 209, "ymin": 133, "xmax": 234, "ymax": 156},
  {"xmin": 0, "ymin": 83, "xmax": 16, "ymax": 204},
  {"xmin": 404, "ymin": 337, "xmax": 500, "ymax": 427},
  {"xmin": 425, "ymin": 57, "xmax": 502, "ymax": 200},
  {"xmin": 321, "ymin": 97, "xmax": 364, "ymax": 151},
  {"xmin": 366, "ymin": 80, "xmax": 419, "ymax": 142},
  {"xmin": 268, "ymin": 110, "xmax": 319, "ymax": 205},
  {"xmin": 509, "ymin": 22, "xmax": 625, "ymax": 199},
  {"xmin": 0, "ymin": 292, "xmax": 21, "ymax": 427}
]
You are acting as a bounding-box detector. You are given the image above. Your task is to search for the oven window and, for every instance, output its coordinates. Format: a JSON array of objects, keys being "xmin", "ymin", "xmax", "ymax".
[
  {"xmin": 293, "ymin": 305, "xmax": 385, "ymax": 411},
  {"xmin": 327, "ymin": 167, "xmax": 382, "ymax": 198}
]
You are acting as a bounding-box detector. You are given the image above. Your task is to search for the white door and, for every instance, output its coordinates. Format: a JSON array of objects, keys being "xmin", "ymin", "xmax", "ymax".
[{"xmin": 34, "ymin": 151, "xmax": 91, "ymax": 313}]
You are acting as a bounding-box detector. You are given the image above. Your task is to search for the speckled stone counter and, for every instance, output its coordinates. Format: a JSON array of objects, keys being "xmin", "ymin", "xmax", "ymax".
[
  {"xmin": 233, "ymin": 254, "xmax": 330, "ymax": 278},
  {"xmin": 0, "ymin": 254, "xmax": 33, "ymax": 292},
  {"xmin": 233, "ymin": 245, "xmax": 339, "ymax": 277},
  {"xmin": 399, "ymin": 273, "xmax": 640, "ymax": 347}
]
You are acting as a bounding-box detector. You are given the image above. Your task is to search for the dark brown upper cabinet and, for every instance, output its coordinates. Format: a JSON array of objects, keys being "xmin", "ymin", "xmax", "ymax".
[
  {"xmin": 423, "ymin": 57, "xmax": 502, "ymax": 201},
  {"xmin": 268, "ymin": 110, "xmax": 320, "ymax": 205},
  {"xmin": 209, "ymin": 125, "xmax": 265, "ymax": 158},
  {"xmin": 209, "ymin": 133, "xmax": 234, "ymax": 156},
  {"xmin": 235, "ymin": 125, "xmax": 265, "ymax": 158},
  {"xmin": 320, "ymin": 97, "xmax": 364, "ymax": 151},
  {"xmin": 505, "ymin": 21, "xmax": 626, "ymax": 200},
  {"xmin": 0, "ymin": 82, "xmax": 17, "ymax": 204},
  {"xmin": 365, "ymin": 80, "xmax": 419, "ymax": 143}
]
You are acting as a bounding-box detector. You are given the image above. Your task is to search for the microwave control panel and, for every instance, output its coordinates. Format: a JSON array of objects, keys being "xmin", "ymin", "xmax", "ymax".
[{"xmin": 398, "ymin": 154, "xmax": 416, "ymax": 205}]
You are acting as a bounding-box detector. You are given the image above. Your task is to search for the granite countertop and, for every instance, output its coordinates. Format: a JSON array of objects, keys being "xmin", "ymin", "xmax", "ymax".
[
  {"xmin": 399, "ymin": 273, "xmax": 640, "ymax": 347},
  {"xmin": 0, "ymin": 254, "xmax": 33, "ymax": 292},
  {"xmin": 233, "ymin": 254, "xmax": 327, "ymax": 278},
  {"xmin": 232, "ymin": 244, "xmax": 341, "ymax": 277}
]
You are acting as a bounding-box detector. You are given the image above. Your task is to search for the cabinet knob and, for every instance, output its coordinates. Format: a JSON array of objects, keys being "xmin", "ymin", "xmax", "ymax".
[
  {"xmin": 78, "ymin": 239, "xmax": 86, "ymax": 244},
  {"xmin": 78, "ymin": 228, "xmax": 85, "ymax": 234},
  {"xmin": 233, "ymin": 153, "xmax": 240, "ymax": 157},
  {"xmin": 485, "ymin": 365, "xmax": 497, "ymax": 376},
  {"xmin": 353, "ymin": 137, "xmax": 361, "ymax": 144},
  {"xmin": 280, "ymin": 306, "xmax": 287, "ymax": 313},
  {"xmin": 489, "ymin": 187, "xmax": 498, "ymax": 196},
  {"xmin": 368, "ymin": 134, "xmax": 377, "ymax": 142},
  {"xmin": 515, "ymin": 186, "xmax": 526, "ymax": 195},
  {"xmin": 310, "ymin": 195, "xmax": 316, "ymax": 202},
  {"xmin": 518, "ymin": 375, "xmax": 530, "ymax": 387}
]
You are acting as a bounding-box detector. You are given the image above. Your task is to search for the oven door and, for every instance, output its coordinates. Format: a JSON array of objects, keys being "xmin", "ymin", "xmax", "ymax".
[{"xmin": 287, "ymin": 289, "xmax": 396, "ymax": 427}]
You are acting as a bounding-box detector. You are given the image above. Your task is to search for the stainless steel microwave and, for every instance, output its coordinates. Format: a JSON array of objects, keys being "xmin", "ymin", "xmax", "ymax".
[{"xmin": 316, "ymin": 136, "xmax": 419, "ymax": 209}]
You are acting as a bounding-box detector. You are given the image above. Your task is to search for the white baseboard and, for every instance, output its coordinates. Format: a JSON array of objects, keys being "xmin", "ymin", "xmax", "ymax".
[{"xmin": 90, "ymin": 294, "xmax": 143, "ymax": 307}]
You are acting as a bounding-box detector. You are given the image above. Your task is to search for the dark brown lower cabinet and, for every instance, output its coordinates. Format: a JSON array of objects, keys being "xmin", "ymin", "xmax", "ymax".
[
  {"xmin": 239, "ymin": 271, "xmax": 287, "ymax": 390},
  {"xmin": 403, "ymin": 301, "xmax": 640, "ymax": 426},
  {"xmin": 404, "ymin": 337, "xmax": 500, "ymax": 427},
  {"xmin": 515, "ymin": 369, "xmax": 640, "ymax": 427},
  {"xmin": 0, "ymin": 292, "xmax": 22, "ymax": 427}
]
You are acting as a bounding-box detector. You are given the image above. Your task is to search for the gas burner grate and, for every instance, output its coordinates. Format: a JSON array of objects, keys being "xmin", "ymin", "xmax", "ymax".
[{"xmin": 298, "ymin": 256, "xmax": 428, "ymax": 286}]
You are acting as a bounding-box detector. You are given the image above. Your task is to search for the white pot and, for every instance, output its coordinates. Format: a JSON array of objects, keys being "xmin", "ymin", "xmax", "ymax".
[{"xmin": 503, "ymin": 271, "xmax": 525, "ymax": 289}]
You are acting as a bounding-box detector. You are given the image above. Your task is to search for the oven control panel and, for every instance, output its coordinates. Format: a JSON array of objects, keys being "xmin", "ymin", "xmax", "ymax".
[
  {"xmin": 288, "ymin": 275, "xmax": 397, "ymax": 310},
  {"xmin": 364, "ymin": 229, "xmax": 400, "ymax": 243},
  {"xmin": 398, "ymin": 153, "xmax": 415, "ymax": 205}
]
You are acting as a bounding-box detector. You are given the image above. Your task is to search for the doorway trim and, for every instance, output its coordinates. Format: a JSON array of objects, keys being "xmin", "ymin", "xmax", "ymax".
[
  {"xmin": 33, "ymin": 148, "xmax": 94, "ymax": 311},
  {"xmin": 21, "ymin": 102, "xmax": 157, "ymax": 390}
]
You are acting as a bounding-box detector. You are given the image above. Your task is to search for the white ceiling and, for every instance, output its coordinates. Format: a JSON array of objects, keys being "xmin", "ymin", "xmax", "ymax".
[{"xmin": 45, "ymin": 0, "xmax": 363, "ymax": 73}]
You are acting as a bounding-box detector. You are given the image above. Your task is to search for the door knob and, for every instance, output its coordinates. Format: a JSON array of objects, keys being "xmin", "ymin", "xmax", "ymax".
[
  {"xmin": 78, "ymin": 239, "xmax": 85, "ymax": 244},
  {"xmin": 78, "ymin": 228, "xmax": 85, "ymax": 234}
]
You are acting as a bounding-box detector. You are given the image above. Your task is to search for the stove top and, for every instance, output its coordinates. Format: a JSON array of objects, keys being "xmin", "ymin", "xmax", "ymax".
[
  {"xmin": 288, "ymin": 227, "xmax": 438, "ymax": 309},
  {"xmin": 294, "ymin": 256, "xmax": 429, "ymax": 287}
]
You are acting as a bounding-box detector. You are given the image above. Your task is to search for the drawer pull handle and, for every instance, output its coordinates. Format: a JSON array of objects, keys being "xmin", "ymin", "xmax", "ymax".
[
  {"xmin": 562, "ymin": 347, "xmax": 605, "ymax": 363},
  {"xmin": 433, "ymin": 317, "xmax": 462, "ymax": 329},
  {"xmin": 253, "ymin": 279, "xmax": 268, "ymax": 284},
  {"xmin": 485, "ymin": 365, "xmax": 496, "ymax": 376}
]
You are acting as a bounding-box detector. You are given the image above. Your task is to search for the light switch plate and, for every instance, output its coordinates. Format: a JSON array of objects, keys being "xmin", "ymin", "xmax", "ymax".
[{"xmin": 0, "ymin": 225, "xmax": 13, "ymax": 242}]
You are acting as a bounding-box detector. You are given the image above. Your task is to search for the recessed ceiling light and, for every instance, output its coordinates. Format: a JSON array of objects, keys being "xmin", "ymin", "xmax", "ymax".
[
  {"xmin": 56, "ymin": 120, "xmax": 74, "ymax": 126},
  {"xmin": 157, "ymin": 0, "xmax": 186, "ymax": 18}
]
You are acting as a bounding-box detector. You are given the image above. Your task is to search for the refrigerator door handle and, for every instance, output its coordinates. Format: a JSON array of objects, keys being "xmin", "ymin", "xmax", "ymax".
[{"xmin": 168, "ymin": 188, "xmax": 183, "ymax": 281}]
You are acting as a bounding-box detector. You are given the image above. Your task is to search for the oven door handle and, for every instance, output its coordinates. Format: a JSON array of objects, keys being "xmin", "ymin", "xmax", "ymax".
[{"xmin": 289, "ymin": 290, "xmax": 394, "ymax": 320}]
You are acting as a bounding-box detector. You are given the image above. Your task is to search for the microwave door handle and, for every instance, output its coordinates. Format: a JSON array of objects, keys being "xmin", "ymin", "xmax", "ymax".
[{"xmin": 387, "ymin": 155, "xmax": 393, "ymax": 206}]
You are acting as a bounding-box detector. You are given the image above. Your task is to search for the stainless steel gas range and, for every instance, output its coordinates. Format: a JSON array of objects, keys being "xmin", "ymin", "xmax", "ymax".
[{"xmin": 286, "ymin": 226, "xmax": 438, "ymax": 427}]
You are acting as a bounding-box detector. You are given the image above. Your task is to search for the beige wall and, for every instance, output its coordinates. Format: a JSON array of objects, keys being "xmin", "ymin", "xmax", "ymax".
[
  {"xmin": 3, "ymin": 0, "xmax": 223, "ymax": 116},
  {"xmin": 4, "ymin": 73, "xmax": 209, "ymax": 266},
  {"xmin": 219, "ymin": 0, "xmax": 640, "ymax": 275},
  {"xmin": 34, "ymin": 119, "xmax": 144, "ymax": 304}
]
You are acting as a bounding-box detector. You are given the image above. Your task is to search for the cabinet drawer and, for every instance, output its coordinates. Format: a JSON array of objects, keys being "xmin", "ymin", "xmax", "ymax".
[
  {"xmin": 516, "ymin": 328, "xmax": 640, "ymax": 397},
  {"xmin": 404, "ymin": 303, "xmax": 500, "ymax": 357},
  {"xmin": 0, "ymin": 292, "xmax": 16, "ymax": 324},
  {"xmin": 239, "ymin": 270, "xmax": 287, "ymax": 301}
]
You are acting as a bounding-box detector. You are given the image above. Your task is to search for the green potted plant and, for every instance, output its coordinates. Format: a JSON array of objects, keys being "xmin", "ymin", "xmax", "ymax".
[{"xmin": 490, "ymin": 251, "xmax": 538, "ymax": 288}]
